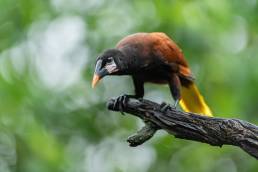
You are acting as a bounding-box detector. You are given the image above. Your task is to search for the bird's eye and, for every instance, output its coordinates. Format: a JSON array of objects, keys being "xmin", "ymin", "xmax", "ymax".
[
  {"xmin": 107, "ymin": 57, "xmax": 113, "ymax": 62},
  {"xmin": 106, "ymin": 57, "xmax": 113, "ymax": 63}
]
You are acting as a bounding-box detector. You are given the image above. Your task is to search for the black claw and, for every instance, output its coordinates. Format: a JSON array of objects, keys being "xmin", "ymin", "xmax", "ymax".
[
  {"xmin": 112, "ymin": 100, "xmax": 116, "ymax": 110},
  {"xmin": 118, "ymin": 96, "xmax": 124, "ymax": 115},
  {"xmin": 112, "ymin": 97, "xmax": 119, "ymax": 110},
  {"xmin": 160, "ymin": 100, "xmax": 179, "ymax": 112},
  {"xmin": 121, "ymin": 96, "xmax": 129, "ymax": 115},
  {"xmin": 119, "ymin": 96, "xmax": 125, "ymax": 115},
  {"xmin": 160, "ymin": 102, "xmax": 172, "ymax": 112},
  {"xmin": 116, "ymin": 94, "xmax": 129, "ymax": 115},
  {"xmin": 122, "ymin": 95, "xmax": 128, "ymax": 106}
]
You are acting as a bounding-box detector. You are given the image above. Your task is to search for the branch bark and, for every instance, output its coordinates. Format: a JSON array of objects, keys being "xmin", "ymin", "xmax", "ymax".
[{"xmin": 107, "ymin": 96, "xmax": 258, "ymax": 159}]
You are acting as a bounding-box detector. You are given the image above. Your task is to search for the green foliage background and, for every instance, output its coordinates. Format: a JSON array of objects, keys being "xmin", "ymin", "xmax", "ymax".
[{"xmin": 0, "ymin": 0, "xmax": 258, "ymax": 171}]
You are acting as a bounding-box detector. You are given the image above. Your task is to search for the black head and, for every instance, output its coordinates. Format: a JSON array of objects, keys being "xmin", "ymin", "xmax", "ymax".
[{"xmin": 92, "ymin": 49, "xmax": 125, "ymax": 88}]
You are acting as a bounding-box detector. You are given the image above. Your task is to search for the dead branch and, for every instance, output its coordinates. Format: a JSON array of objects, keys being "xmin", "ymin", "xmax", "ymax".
[{"xmin": 107, "ymin": 96, "xmax": 258, "ymax": 159}]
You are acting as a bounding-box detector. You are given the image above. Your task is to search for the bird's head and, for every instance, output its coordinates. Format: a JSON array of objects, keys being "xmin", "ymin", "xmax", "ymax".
[{"xmin": 92, "ymin": 49, "xmax": 125, "ymax": 88}]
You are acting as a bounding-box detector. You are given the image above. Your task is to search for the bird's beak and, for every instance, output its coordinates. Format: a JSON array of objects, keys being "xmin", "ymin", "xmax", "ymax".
[
  {"xmin": 91, "ymin": 74, "xmax": 100, "ymax": 88},
  {"xmin": 92, "ymin": 59, "xmax": 108, "ymax": 88}
]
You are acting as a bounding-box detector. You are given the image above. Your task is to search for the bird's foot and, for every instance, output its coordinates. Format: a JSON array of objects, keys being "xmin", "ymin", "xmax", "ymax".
[
  {"xmin": 160, "ymin": 102, "xmax": 173, "ymax": 112},
  {"xmin": 112, "ymin": 94, "xmax": 130, "ymax": 115},
  {"xmin": 160, "ymin": 100, "xmax": 178, "ymax": 113}
]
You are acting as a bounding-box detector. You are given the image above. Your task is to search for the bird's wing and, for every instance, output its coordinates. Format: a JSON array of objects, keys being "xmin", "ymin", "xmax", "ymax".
[{"xmin": 150, "ymin": 32, "xmax": 194, "ymax": 80}]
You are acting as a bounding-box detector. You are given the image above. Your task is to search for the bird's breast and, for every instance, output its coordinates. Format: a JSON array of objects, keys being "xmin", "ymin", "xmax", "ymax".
[{"xmin": 133, "ymin": 66, "xmax": 171, "ymax": 84}]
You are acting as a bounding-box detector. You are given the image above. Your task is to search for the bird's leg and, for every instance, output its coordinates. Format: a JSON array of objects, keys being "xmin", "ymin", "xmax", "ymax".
[
  {"xmin": 132, "ymin": 76, "xmax": 144, "ymax": 99},
  {"xmin": 112, "ymin": 77, "xmax": 144, "ymax": 115},
  {"xmin": 161, "ymin": 74, "xmax": 181, "ymax": 112},
  {"xmin": 174, "ymin": 99, "xmax": 179, "ymax": 107}
]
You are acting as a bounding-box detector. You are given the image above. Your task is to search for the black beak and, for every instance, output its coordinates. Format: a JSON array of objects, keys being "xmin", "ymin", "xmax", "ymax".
[{"xmin": 92, "ymin": 60, "xmax": 108, "ymax": 88}]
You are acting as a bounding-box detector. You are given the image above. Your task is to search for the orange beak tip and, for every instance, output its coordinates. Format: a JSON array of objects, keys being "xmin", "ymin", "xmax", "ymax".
[{"xmin": 91, "ymin": 74, "xmax": 100, "ymax": 88}]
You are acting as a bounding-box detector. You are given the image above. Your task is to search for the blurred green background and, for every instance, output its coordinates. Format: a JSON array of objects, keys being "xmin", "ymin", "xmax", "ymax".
[{"xmin": 0, "ymin": 0, "xmax": 258, "ymax": 171}]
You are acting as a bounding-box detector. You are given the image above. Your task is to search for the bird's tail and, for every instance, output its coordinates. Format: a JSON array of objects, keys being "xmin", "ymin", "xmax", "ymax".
[{"xmin": 179, "ymin": 83, "xmax": 213, "ymax": 116}]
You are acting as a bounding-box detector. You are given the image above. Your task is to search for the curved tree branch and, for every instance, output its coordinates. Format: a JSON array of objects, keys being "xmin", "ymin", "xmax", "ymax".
[{"xmin": 107, "ymin": 96, "xmax": 258, "ymax": 159}]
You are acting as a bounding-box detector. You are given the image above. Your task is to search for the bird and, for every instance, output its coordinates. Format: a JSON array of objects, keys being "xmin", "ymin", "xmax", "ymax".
[{"xmin": 92, "ymin": 32, "xmax": 212, "ymax": 116}]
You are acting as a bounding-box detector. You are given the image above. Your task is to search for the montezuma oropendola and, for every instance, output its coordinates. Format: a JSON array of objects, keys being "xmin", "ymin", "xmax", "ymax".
[{"xmin": 92, "ymin": 32, "xmax": 212, "ymax": 116}]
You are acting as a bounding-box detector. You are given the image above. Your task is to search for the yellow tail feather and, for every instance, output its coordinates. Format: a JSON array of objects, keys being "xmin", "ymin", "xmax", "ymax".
[{"xmin": 179, "ymin": 83, "xmax": 213, "ymax": 117}]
